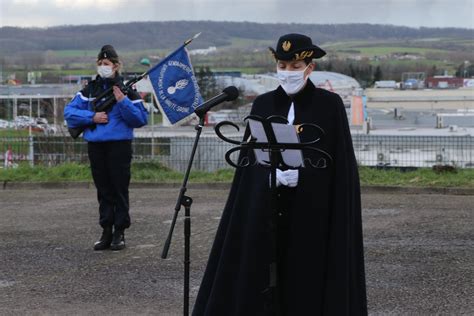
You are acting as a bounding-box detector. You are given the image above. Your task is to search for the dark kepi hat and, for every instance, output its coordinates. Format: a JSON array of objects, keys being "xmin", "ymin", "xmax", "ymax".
[
  {"xmin": 97, "ymin": 44, "xmax": 119, "ymax": 60},
  {"xmin": 269, "ymin": 33, "xmax": 326, "ymax": 61}
]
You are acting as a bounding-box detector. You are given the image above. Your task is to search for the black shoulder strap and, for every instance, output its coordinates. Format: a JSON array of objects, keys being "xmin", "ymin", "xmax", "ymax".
[
  {"xmin": 80, "ymin": 78, "xmax": 100, "ymax": 97},
  {"xmin": 126, "ymin": 88, "xmax": 142, "ymax": 101}
]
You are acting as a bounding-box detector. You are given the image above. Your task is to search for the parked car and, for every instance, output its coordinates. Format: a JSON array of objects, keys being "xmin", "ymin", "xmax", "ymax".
[
  {"xmin": 35, "ymin": 117, "xmax": 48, "ymax": 125},
  {"xmin": 374, "ymin": 80, "xmax": 397, "ymax": 89},
  {"xmin": 402, "ymin": 79, "xmax": 424, "ymax": 90}
]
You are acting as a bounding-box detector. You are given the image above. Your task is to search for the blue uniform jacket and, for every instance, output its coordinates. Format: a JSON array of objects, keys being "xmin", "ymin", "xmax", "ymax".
[{"xmin": 64, "ymin": 76, "xmax": 148, "ymax": 142}]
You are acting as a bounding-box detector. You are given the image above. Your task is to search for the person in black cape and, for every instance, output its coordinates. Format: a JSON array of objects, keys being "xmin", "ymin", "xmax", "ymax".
[{"xmin": 193, "ymin": 33, "xmax": 367, "ymax": 315}]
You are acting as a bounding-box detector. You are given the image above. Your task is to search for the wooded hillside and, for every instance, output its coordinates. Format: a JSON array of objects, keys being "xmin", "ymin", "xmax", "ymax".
[{"xmin": 0, "ymin": 21, "xmax": 472, "ymax": 54}]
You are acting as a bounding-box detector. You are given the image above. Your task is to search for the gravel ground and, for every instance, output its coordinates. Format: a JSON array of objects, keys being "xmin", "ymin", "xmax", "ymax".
[{"xmin": 0, "ymin": 187, "xmax": 472, "ymax": 315}]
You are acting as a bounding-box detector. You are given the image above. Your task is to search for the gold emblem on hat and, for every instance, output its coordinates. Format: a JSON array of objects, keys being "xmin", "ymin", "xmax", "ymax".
[
  {"xmin": 294, "ymin": 50, "xmax": 314, "ymax": 60},
  {"xmin": 282, "ymin": 41, "xmax": 291, "ymax": 52}
]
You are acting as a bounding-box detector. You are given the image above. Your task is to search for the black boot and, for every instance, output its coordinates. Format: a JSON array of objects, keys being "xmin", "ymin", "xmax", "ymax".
[
  {"xmin": 93, "ymin": 226, "xmax": 113, "ymax": 251},
  {"xmin": 110, "ymin": 228, "xmax": 125, "ymax": 251}
]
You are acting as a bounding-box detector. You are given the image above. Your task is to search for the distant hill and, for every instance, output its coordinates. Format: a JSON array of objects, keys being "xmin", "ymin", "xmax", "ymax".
[{"xmin": 0, "ymin": 21, "xmax": 472, "ymax": 54}]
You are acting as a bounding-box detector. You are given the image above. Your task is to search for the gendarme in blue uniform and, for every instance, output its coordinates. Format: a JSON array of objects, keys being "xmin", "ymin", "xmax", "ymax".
[
  {"xmin": 64, "ymin": 75, "xmax": 148, "ymax": 141},
  {"xmin": 64, "ymin": 71, "xmax": 148, "ymax": 251}
]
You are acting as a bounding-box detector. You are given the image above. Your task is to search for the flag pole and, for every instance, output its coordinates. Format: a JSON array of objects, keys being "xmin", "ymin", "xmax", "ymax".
[
  {"xmin": 184, "ymin": 32, "xmax": 201, "ymax": 46},
  {"xmin": 133, "ymin": 32, "xmax": 201, "ymax": 83},
  {"xmin": 159, "ymin": 32, "xmax": 203, "ymax": 316}
]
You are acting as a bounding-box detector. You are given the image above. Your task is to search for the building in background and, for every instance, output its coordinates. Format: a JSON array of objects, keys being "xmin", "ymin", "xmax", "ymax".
[{"xmin": 426, "ymin": 76, "xmax": 464, "ymax": 89}]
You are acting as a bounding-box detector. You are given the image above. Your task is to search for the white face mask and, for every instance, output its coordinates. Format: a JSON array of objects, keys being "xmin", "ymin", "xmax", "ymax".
[
  {"xmin": 97, "ymin": 65, "xmax": 114, "ymax": 78},
  {"xmin": 277, "ymin": 64, "xmax": 310, "ymax": 95}
]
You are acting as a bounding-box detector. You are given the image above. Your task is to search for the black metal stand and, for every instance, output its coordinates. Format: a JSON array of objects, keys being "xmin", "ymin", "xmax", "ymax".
[
  {"xmin": 267, "ymin": 150, "xmax": 280, "ymax": 316},
  {"xmin": 161, "ymin": 115, "xmax": 205, "ymax": 316},
  {"xmin": 215, "ymin": 115, "xmax": 332, "ymax": 315}
]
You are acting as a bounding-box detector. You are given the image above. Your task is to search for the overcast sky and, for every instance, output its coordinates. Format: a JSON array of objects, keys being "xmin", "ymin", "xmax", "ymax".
[{"xmin": 0, "ymin": 0, "xmax": 473, "ymax": 29}]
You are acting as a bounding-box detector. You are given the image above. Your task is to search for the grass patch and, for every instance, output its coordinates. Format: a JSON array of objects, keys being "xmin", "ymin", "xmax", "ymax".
[
  {"xmin": 359, "ymin": 166, "xmax": 474, "ymax": 188},
  {"xmin": 0, "ymin": 130, "xmax": 39, "ymax": 137},
  {"xmin": 323, "ymin": 40, "xmax": 382, "ymax": 49},
  {"xmin": 0, "ymin": 163, "xmax": 473, "ymax": 188},
  {"xmin": 0, "ymin": 162, "xmax": 236, "ymax": 183},
  {"xmin": 47, "ymin": 69, "xmax": 96, "ymax": 76},
  {"xmin": 0, "ymin": 130, "xmax": 41, "ymax": 155},
  {"xmin": 322, "ymin": 39, "xmax": 452, "ymax": 57},
  {"xmin": 131, "ymin": 162, "xmax": 235, "ymax": 183},
  {"xmin": 369, "ymin": 59, "xmax": 456, "ymax": 72},
  {"xmin": 226, "ymin": 37, "xmax": 274, "ymax": 49},
  {"xmin": 54, "ymin": 50, "xmax": 98, "ymax": 58},
  {"xmin": 354, "ymin": 46, "xmax": 448, "ymax": 56},
  {"xmin": 148, "ymin": 113, "xmax": 163, "ymax": 125},
  {"xmin": 0, "ymin": 163, "xmax": 92, "ymax": 182},
  {"xmin": 209, "ymin": 67, "xmax": 265, "ymax": 74}
]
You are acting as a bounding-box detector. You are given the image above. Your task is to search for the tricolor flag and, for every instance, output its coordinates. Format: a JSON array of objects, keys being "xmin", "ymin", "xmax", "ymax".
[{"xmin": 148, "ymin": 45, "xmax": 203, "ymax": 125}]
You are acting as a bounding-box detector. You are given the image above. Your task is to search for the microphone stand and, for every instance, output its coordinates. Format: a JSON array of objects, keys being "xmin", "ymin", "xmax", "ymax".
[
  {"xmin": 161, "ymin": 113, "xmax": 205, "ymax": 316},
  {"xmin": 161, "ymin": 84, "xmax": 238, "ymax": 316}
]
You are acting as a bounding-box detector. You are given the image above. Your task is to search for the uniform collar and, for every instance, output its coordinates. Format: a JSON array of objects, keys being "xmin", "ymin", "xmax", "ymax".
[
  {"xmin": 276, "ymin": 79, "xmax": 315, "ymax": 102},
  {"xmin": 273, "ymin": 79, "xmax": 316, "ymax": 123},
  {"xmin": 96, "ymin": 74, "xmax": 123, "ymax": 87}
]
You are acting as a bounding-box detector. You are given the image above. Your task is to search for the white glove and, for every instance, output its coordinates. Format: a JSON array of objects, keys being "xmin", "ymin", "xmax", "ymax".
[
  {"xmin": 281, "ymin": 169, "xmax": 299, "ymax": 188},
  {"xmin": 269, "ymin": 169, "xmax": 288, "ymax": 187},
  {"xmin": 276, "ymin": 169, "xmax": 288, "ymax": 187},
  {"xmin": 270, "ymin": 169, "xmax": 298, "ymax": 187}
]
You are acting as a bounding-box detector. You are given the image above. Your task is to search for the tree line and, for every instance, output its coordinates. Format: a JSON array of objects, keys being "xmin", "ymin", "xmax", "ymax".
[{"xmin": 0, "ymin": 21, "xmax": 472, "ymax": 54}]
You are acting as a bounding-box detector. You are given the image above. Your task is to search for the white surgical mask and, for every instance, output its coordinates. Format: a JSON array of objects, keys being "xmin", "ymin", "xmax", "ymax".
[
  {"xmin": 277, "ymin": 65, "xmax": 310, "ymax": 95},
  {"xmin": 97, "ymin": 65, "xmax": 114, "ymax": 78}
]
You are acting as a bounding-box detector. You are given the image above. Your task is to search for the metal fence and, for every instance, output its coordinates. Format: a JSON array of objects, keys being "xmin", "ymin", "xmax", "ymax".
[
  {"xmin": 352, "ymin": 135, "xmax": 473, "ymax": 168},
  {"xmin": 1, "ymin": 134, "xmax": 473, "ymax": 170}
]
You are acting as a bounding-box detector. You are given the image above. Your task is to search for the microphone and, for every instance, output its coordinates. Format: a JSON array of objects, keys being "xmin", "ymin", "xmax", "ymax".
[{"xmin": 194, "ymin": 86, "xmax": 239, "ymax": 118}]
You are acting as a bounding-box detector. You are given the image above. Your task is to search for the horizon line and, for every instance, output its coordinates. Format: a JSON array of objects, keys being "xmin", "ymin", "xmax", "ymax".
[{"xmin": 1, "ymin": 20, "xmax": 473, "ymax": 30}]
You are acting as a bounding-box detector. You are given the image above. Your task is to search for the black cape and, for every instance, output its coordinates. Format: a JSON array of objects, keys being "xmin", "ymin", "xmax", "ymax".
[{"xmin": 193, "ymin": 80, "xmax": 367, "ymax": 315}]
